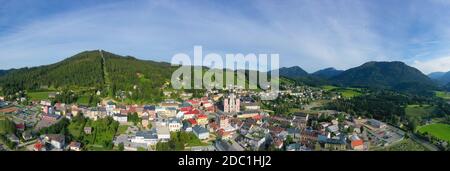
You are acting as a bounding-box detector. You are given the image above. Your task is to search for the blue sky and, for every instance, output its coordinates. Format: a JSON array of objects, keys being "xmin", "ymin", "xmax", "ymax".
[{"xmin": 1, "ymin": 0, "xmax": 450, "ymax": 74}]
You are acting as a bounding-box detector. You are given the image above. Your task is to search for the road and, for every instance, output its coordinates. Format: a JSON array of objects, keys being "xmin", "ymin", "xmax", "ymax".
[
  {"xmin": 18, "ymin": 139, "xmax": 37, "ymax": 148},
  {"xmin": 408, "ymin": 133, "xmax": 439, "ymax": 151}
]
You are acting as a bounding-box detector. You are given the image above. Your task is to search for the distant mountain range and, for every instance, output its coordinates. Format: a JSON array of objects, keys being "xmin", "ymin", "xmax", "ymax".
[
  {"xmin": 0, "ymin": 70, "xmax": 9, "ymax": 76},
  {"xmin": 278, "ymin": 66, "xmax": 309, "ymax": 79},
  {"xmin": 278, "ymin": 61, "xmax": 438, "ymax": 93},
  {"xmin": 331, "ymin": 61, "xmax": 436, "ymax": 92},
  {"xmin": 312, "ymin": 67, "xmax": 343, "ymax": 79},
  {"xmin": 0, "ymin": 50, "xmax": 443, "ymax": 97},
  {"xmin": 428, "ymin": 71, "xmax": 450, "ymax": 85}
]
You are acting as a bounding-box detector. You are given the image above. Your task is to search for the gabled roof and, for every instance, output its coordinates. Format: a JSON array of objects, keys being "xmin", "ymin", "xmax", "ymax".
[
  {"xmin": 351, "ymin": 139, "xmax": 364, "ymax": 147},
  {"xmin": 188, "ymin": 118, "xmax": 198, "ymax": 125},
  {"xmin": 196, "ymin": 114, "xmax": 208, "ymax": 119},
  {"xmin": 192, "ymin": 125, "xmax": 208, "ymax": 134}
]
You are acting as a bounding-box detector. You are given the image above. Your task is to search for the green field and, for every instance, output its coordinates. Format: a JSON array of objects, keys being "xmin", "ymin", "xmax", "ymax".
[
  {"xmin": 116, "ymin": 125, "xmax": 129, "ymax": 135},
  {"xmin": 339, "ymin": 89, "xmax": 362, "ymax": 98},
  {"xmin": 405, "ymin": 105, "xmax": 434, "ymax": 119},
  {"xmin": 321, "ymin": 85, "xmax": 338, "ymax": 91},
  {"xmin": 77, "ymin": 95, "xmax": 90, "ymax": 105},
  {"xmin": 418, "ymin": 123, "xmax": 450, "ymax": 142},
  {"xmin": 435, "ymin": 91, "xmax": 450, "ymax": 100},
  {"xmin": 373, "ymin": 139, "xmax": 428, "ymax": 151},
  {"xmin": 27, "ymin": 91, "xmax": 55, "ymax": 101},
  {"xmin": 321, "ymin": 85, "xmax": 362, "ymax": 98}
]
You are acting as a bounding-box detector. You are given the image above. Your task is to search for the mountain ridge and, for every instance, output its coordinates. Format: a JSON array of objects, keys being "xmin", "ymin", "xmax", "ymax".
[
  {"xmin": 330, "ymin": 61, "xmax": 436, "ymax": 93},
  {"xmin": 312, "ymin": 67, "xmax": 343, "ymax": 79}
]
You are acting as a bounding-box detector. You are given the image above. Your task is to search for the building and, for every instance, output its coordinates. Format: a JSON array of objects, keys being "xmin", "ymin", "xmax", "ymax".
[
  {"xmin": 237, "ymin": 111, "xmax": 260, "ymax": 119},
  {"xmin": 141, "ymin": 116, "xmax": 150, "ymax": 128},
  {"xmin": 219, "ymin": 116, "xmax": 230, "ymax": 129},
  {"xmin": 351, "ymin": 139, "xmax": 364, "ymax": 151},
  {"xmin": 156, "ymin": 126, "xmax": 171, "ymax": 142},
  {"xmin": 292, "ymin": 113, "xmax": 309, "ymax": 128},
  {"xmin": 84, "ymin": 127, "xmax": 92, "ymax": 135},
  {"xmin": 319, "ymin": 135, "xmax": 347, "ymax": 151},
  {"xmin": 193, "ymin": 125, "xmax": 209, "ymax": 140},
  {"xmin": 15, "ymin": 122, "xmax": 25, "ymax": 132},
  {"xmin": 34, "ymin": 140, "xmax": 46, "ymax": 151},
  {"xmin": 214, "ymin": 139, "xmax": 245, "ymax": 151},
  {"xmin": 45, "ymin": 134, "xmax": 65, "ymax": 149},
  {"xmin": 287, "ymin": 128, "xmax": 301, "ymax": 141},
  {"xmin": 131, "ymin": 130, "xmax": 158, "ymax": 146},
  {"xmin": 301, "ymin": 129, "xmax": 320, "ymax": 147},
  {"xmin": 41, "ymin": 114, "xmax": 60, "ymax": 122},
  {"xmin": 22, "ymin": 131, "xmax": 33, "ymax": 141},
  {"xmin": 367, "ymin": 119, "xmax": 387, "ymax": 129},
  {"xmin": 196, "ymin": 114, "xmax": 208, "ymax": 125},
  {"xmin": 113, "ymin": 114, "xmax": 128, "ymax": 123},
  {"xmin": 242, "ymin": 102, "xmax": 260, "ymax": 111},
  {"xmin": 69, "ymin": 142, "xmax": 81, "ymax": 151},
  {"xmin": 7, "ymin": 134, "xmax": 19, "ymax": 144},
  {"xmin": 326, "ymin": 125, "xmax": 340, "ymax": 135},
  {"xmin": 168, "ymin": 118, "xmax": 182, "ymax": 132},
  {"xmin": 223, "ymin": 93, "xmax": 240, "ymax": 113}
]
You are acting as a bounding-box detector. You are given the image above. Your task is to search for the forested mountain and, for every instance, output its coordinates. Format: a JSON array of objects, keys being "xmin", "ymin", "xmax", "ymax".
[
  {"xmin": 274, "ymin": 66, "xmax": 328, "ymax": 86},
  {"xmin": 445, "ymin": 83, "xmax": 450, "ymax": 91},
  {"xmin": 330, "ymin": 61, "xmax": 437, "ymax": 93},
  {"xmin": 102, "ymin": 51, "xmax": 178, "ymax": 102},
  {"xmin": 0, "ymin": 51, "xmax": 105, "ymax": 92},
  {"xmin": 438, "ymin": 72, "xmax": 450, "ymax": 84},
  {"xmin": 278, "ymin": 66, "xmax": 309, "ymax": 79},
  {"xmin": 0, "ymin": 50, "xmax": 178, "ymax": 103},
  {"xmin": 429, "ymin": 71, "xmax": 450, "ymax": 85},
  {"xmin": 428, "ymin": 72, "xmax": 446, "ymax": 79},
  {"xmin": 312, "ymin": 67, "xmax": 343, "ymax": 79},
  {"xmin": 0, "ymin": 70, "xmax": 10, "ymax": 77}
]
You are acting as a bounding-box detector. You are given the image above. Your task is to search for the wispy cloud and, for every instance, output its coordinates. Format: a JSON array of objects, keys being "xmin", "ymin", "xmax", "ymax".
[
  {"xmin": 0, "ymin": 0, "xmax": 450, "ymax": 73},
  {"xmin": 413, "ymin": 56, "xmax": 450, "ymax": 74}
]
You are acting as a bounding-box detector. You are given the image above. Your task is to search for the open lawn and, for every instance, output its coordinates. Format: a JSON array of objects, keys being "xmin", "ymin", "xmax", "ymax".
[
  {"xmin": 435, "ymin": 91, "xmax": 450, "ymax": 100},
  {"xmin": 418, "ymin": 123, "xmax": 450, "ymax": 142},
  {"xmin": 321, "ymin": 85, "xmax": 362, "ymax": 98},
  {"xmin": 77, "ymin": 95, "xmax": 90, "ymax": 105},
  {"xmin": 339, "ymin": 89, "xmax": 362, "ymax": 98},
  {"xmin": 117, "ymin": 125, "xmax": 129, "ymax": 135},
  {"xmin": 373, "ymin": 139, "xmax": 428, "ymax": 151},
  {"xmin": 321, "ymin": 85, "xmax": 338, "ymax": 91},
  {"xmin": 86, "ymin": 144, "xmax": 116, "ymax": 151},
  {"xmin": 405, "ymin": 105, "xmax": 434, "ymax": 119},
  {"xmin": 27, "ymin": 91, "xmax": 55, "ymax": 101}
]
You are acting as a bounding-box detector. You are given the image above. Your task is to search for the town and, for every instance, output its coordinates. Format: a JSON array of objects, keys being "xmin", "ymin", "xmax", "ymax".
[{"xmin": 0, "ymin": 84, "xmax": 408, "ymax": 152}]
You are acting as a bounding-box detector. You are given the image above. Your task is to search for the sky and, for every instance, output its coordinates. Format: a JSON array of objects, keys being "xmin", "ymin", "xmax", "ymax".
[{"xmin": 1, "ymin": 0, "xmax": 450, "ymax": 74}]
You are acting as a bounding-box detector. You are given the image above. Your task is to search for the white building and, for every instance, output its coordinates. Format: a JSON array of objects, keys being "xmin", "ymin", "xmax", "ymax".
[
  {"xmin": 193, "ymin": 125, "xmax": 209, "ymax": 140},
  {"xmin": 168, "ymin": 118, "xmax": 182, "ymax": 132},
  {"xmin": 131, "ymin": 130, "xmax": 158, "ymax": 146},
  {"xmin": 224, "ymin": 93, "xmax": 240, "ymax": 113},
  {"xmin": 113, "ymin": 114, "xmax": 128, "ymax": 123},
  {"xmin": 156, "ymin": 126, "xmax": 171, "ymax": 142},
  {"xmin": 44, "ymin": 134, "xmax": 65, "ymax": 149}
]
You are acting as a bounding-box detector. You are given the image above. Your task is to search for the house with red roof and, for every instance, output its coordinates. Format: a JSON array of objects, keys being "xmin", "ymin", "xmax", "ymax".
[
  {"xmin": 183, "ymin": 109, "xmax": 200, "ymax": 120},
  {"xmin": 34, "ymin": 141, "xmax": 46, "ymax": 151},
  {"xmin": 187, "ymin": 118, "xmax": 198, "ymax": 126},
  {"xmin": 196, "ymin": 114, "xmax": 208, "ymax": 125},
  {"xmin": 351, "ymin": 139, "xmax": 364, "ymax": 151}
]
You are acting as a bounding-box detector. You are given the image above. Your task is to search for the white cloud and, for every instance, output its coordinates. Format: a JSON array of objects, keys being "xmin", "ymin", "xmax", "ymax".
[
  {"xmin": 0, "ymin": 0, "xmax": 449, "ymax": 74},
  {"xmin": 412, "ymin": 56, "xmax": 450, "ymax": 74}
]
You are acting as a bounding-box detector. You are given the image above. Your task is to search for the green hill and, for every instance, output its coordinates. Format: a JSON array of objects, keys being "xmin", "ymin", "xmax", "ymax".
[
  {"xmin": 0, "ymin": 50, "xmax": 178, "ymax": 103},
  {"xmin": 0, "ymin": 51, "xmax": 104, "ymax": 91},
  {"xmin": 0, "ymin": 50, "xmax": 269, "ymax": 103},
  {"xmin": 331, "ymin": 61, "xmax": 437, "ymax": 94}
]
